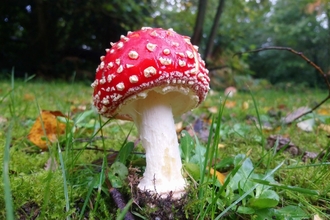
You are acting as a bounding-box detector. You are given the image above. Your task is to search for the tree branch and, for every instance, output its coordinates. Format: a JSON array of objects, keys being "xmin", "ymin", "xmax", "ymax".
[{"xmin": 236, "ymin": 46, "xmax": 330, "ymax": 122}]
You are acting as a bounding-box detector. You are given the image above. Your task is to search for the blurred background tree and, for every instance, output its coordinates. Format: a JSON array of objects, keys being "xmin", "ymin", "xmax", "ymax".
[
  {"xmin": 0, "ymin": 0, "xmax": 152, "ymax": 80},
  {"xmin": 0, "ymin": 0, "xmax": 329, "ymax": 89}
]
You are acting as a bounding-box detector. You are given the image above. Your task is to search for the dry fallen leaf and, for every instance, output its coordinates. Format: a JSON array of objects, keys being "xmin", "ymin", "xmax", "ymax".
[
  {"xmin": 208, "ymin": 106, "xmax": 218, "ymax": 114},
  {"xmin": 224, "ymin": 100, "xmax": 236, "ymax": 109},
  {"xmin": 44, "ymin": 157, "xmax": 58, "ymax": 171},
  {"xmin": 209, "ymin": 167, "xmax": 226, "ymax": 185},
  {"xmin": 175, "ymin": 121, "xmax": 183, "ymax": 133},
  {"xmin": 218, "ymin": 143, "xmax": 226, "ymax": 149},
  {"xmin": 318, "ymin": 124, "xmax": 330, "ymax": 134},
  {"xmin": 283, "ymin": 106, "xmax": 311, "ymax": 124},
  {"xmin": 28, "ymin": 110, "xmax": 67, "ymax": 150},
  {"xmin": 266, "ymin": 135, "xmax": 301, "ymax": 156},
  {"xmin": 23, "ymin": 93, "xmax": 35, "ymax": 101},
  {"xmin": 297, "ymin": 118, "xmax": 314, "ymax": 132},
  {"xmin": 316, "ymin": 107, "xmax": 330, "ymax": 116},
  {"xmin": 241, "ymin": 101, "xmax": 249, "ymax": 110},
  {"xmin": 313, "ymin": 214, "xmax": 323, "ymax": 220}
]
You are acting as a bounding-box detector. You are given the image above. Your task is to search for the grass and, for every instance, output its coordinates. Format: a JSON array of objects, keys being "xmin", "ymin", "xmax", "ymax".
[{"xmin": 0, "ymin": 78, "xmax": 330, "ymax": 219}]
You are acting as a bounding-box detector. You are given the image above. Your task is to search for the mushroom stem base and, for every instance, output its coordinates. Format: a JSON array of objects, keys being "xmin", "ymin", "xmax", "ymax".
[{"xmin": 132, "ymin": 91, "xmax": 187, "ymax": 199}]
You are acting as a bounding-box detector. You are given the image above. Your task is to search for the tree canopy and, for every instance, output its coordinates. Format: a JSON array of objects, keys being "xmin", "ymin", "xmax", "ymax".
[{"xmin": 0, "ymin": 0, "xmax": 329, "ymax": 87}]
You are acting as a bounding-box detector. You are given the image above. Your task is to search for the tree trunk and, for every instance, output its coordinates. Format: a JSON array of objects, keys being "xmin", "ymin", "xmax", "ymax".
[
  {"xmin": 204, "ymin": 0, "xmax": 226, "ymax": 61},
  {"xmin": 191, "ymin": 0, "xmax": 208, "ymax": 46}
]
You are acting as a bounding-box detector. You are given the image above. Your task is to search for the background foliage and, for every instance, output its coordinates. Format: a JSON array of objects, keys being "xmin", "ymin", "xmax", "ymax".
[{"xmin": 0, "ymin": 0, "xmax": 329, "ymax": 87}]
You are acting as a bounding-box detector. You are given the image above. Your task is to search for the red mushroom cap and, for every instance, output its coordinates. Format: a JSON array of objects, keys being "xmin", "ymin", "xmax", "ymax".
[{"xmin": 92, "ymin": 27, "xmax": 210, "ymax": 119}]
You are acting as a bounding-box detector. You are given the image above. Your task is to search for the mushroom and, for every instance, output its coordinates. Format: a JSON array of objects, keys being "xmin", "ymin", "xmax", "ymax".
[{"xmin": 92, "ymin": 27, "xmax": 210, "ymax": 199}]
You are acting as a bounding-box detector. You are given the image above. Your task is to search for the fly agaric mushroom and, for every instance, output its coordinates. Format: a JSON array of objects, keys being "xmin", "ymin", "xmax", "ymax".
[{"xmin": 92, "ymin": 27, "xmax": 210, "ymax": 199}]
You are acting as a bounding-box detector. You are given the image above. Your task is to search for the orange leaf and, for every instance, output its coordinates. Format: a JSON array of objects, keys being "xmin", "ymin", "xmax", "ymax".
[
  {"xmin": 23, "ymin": 93, "xmax": 35, "ymax": 101},
  {"xmin": 224, "ymin": 100, "xmax": 236, "ymax": 108},
  {"xmin": 28, "ymin": 110, "xmax": 67, "ymax": 150},
  {"xmin": 209, "ymin": 167, "xmax": 226, "ymax": 185},
  {"xmin": 317, "ymin": 107, "xmax": 330, "ymax": 116}
]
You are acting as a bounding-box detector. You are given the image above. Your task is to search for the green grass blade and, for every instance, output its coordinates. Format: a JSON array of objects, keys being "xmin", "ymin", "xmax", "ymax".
[
  {"xmin": 115, "ymin": 199, "xmax": 133, "ymax": 220},
  {"xmin": 251, "ymin": 179, "xmax": 319, "ymax": 195},
  {"xmin": 58, "ymin": 143, "xmax": 71, "ymax": 219},
  {"xmin": 3, "ymin": 121, "xmax": 14, "ymax": 220}
]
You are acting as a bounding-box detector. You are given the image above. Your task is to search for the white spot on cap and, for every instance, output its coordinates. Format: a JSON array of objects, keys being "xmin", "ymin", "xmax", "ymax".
[
  {"xmin": 112, "ymin": 94, "xmax": 122, "ymax": 101},
  {"xmin": 99, "ymin": 77, "xmax": 106, "ymax": 84},
  {"xmin": 107, "ymin": 75, "xmax": 114, "ymax": 83},
  {"xmin": 110, "ymin": 49, "xmax": 115, "ymax": 53},
  {"xmin": 197, "ymin": 73, "xmax": 204, "ymax": 79},
  {"xmin": 168, "ymin": 28, "xmax": 174, "ymax": 31},
  {"xmin": 150, "ymin": 30, "xmax": 157, "ymax": 36},
  {"xmin": 172, "ymin": 42, "xmax": 179, "ymax": 47},
  {"xmin": 126, "ymin": 64, "xmax": 134, "ymax": 68},
  {"xmin": 116, "ymin": 82, "xmax": 125, "ymax": 91},
  {"xmin": 101, "ymin": 98, "xmax": 109, "ymax": 105},
  {"xmin": 105, "ymin": 49, "xmax": 110, "ymax": 52},
  {"xmin": 146, "ymin": 43, "xmax": 157, "ymax": 52},
  {"xmin": 120, "ymin": 35, "xmax": 129, "ymax": 42},
  {"xmin": 117, "ymin": 65, "xmax": 123, "ymax": 73},
  {"xmin": 129, "ymin": 75, "xmax": 139, "ymax": 83},
  {"xmin": 163, "ymin": 49, "xmax": 171, "ymax": 55},
  {"xmin": 128, "ymin": 51, "xmax": 139, "ymax": 59},
  {"xmin": 107, "ymin": 62, "xmax": 114, "ymax": 68},
  {"xmin": 193, "ymin": 45, "xmax": 199, "ymax": 51},
  {"xmin": 184, "ymin": 37, "xmax": 191, "ymax": 44},
  {"xmin": 186, "ymin": 50, "xmax": 194, "ymax": 59},
  {"xmin": 179, "ymin": 60, "xmax": 186, "ymax": 67},
  {"xmin": 100, "ymin": 61, "xmax": 105, "ymax": 69},
  {"xmin": 159, "ymin": 57, "xmax": 172, "ymax": 65},
  {"xmin": 141, "ymin": 27, "xmax": 152, "ymax": 30},
  {"xmin": 91, "ymin": 79, "xmax": 98, "ymax": 88},
  {"xmin": 190, "ymin": 68, "xmax": 197, "ymax": 74},
  {"xmin": 100, "ymin": 56, "xmax": 105, "ymax": 61},
  {"xmin": 110, "ymin": 42, "xmax": 115, "ymax": 46},
  {"xmin": 100, "ymin": 106, "xmax": 108, "ymax": 113},
  {"xmin": 144, "ymin": 66, "xmax": 157, "ymax": 77},
  {"xmin": 177, "ymin": 52, "xmax": 185, "ymax": 57},
  {"xmin": 115, "ymin": 59, "xmax": 120, "ymax": 65},
  {"xmin": 117, "ymin": 42, "xmax": 124, "ymax": 49}
]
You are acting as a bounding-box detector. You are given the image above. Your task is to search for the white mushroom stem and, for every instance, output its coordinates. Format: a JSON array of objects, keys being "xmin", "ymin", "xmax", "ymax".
[{"xmin": 131, "ymin": 91, "xmax": 186, "ymax": 199}]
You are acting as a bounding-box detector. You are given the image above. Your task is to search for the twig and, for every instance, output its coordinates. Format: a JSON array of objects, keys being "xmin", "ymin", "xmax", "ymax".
[
  {"xmin": 74, "ymin": 136, "xmax": 110, "ymax": 143},
  {"xmin": 236, "ymin": 46, "xmax": 330, "ymax": 122},
  {"xmin": 105, "ymin": 177, "xmax": 135, "ymax": 220}
]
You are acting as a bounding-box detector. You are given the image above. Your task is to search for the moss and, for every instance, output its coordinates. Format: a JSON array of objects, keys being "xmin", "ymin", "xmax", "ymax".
[{"xmin": 1, "ymin": 81, "xmax": 330, "ymax": 218}]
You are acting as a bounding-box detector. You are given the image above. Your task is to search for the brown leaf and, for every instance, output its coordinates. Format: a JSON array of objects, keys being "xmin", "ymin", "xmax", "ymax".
[
  {"xmin": 283, "ymin": 106, "xmax": 311, "ymax": 124},
  {"xmin": 266, "ymin": 135, "xmax": 301, "ymax": 156},
  {"xmin": 28, "ymin": 110, "xmax": 67, "ymax": 150}
]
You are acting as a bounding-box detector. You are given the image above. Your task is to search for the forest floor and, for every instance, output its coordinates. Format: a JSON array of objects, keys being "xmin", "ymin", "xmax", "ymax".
[{"xmin": 1, "ymin": 80, "xmax": 329, "ymax": 219}]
